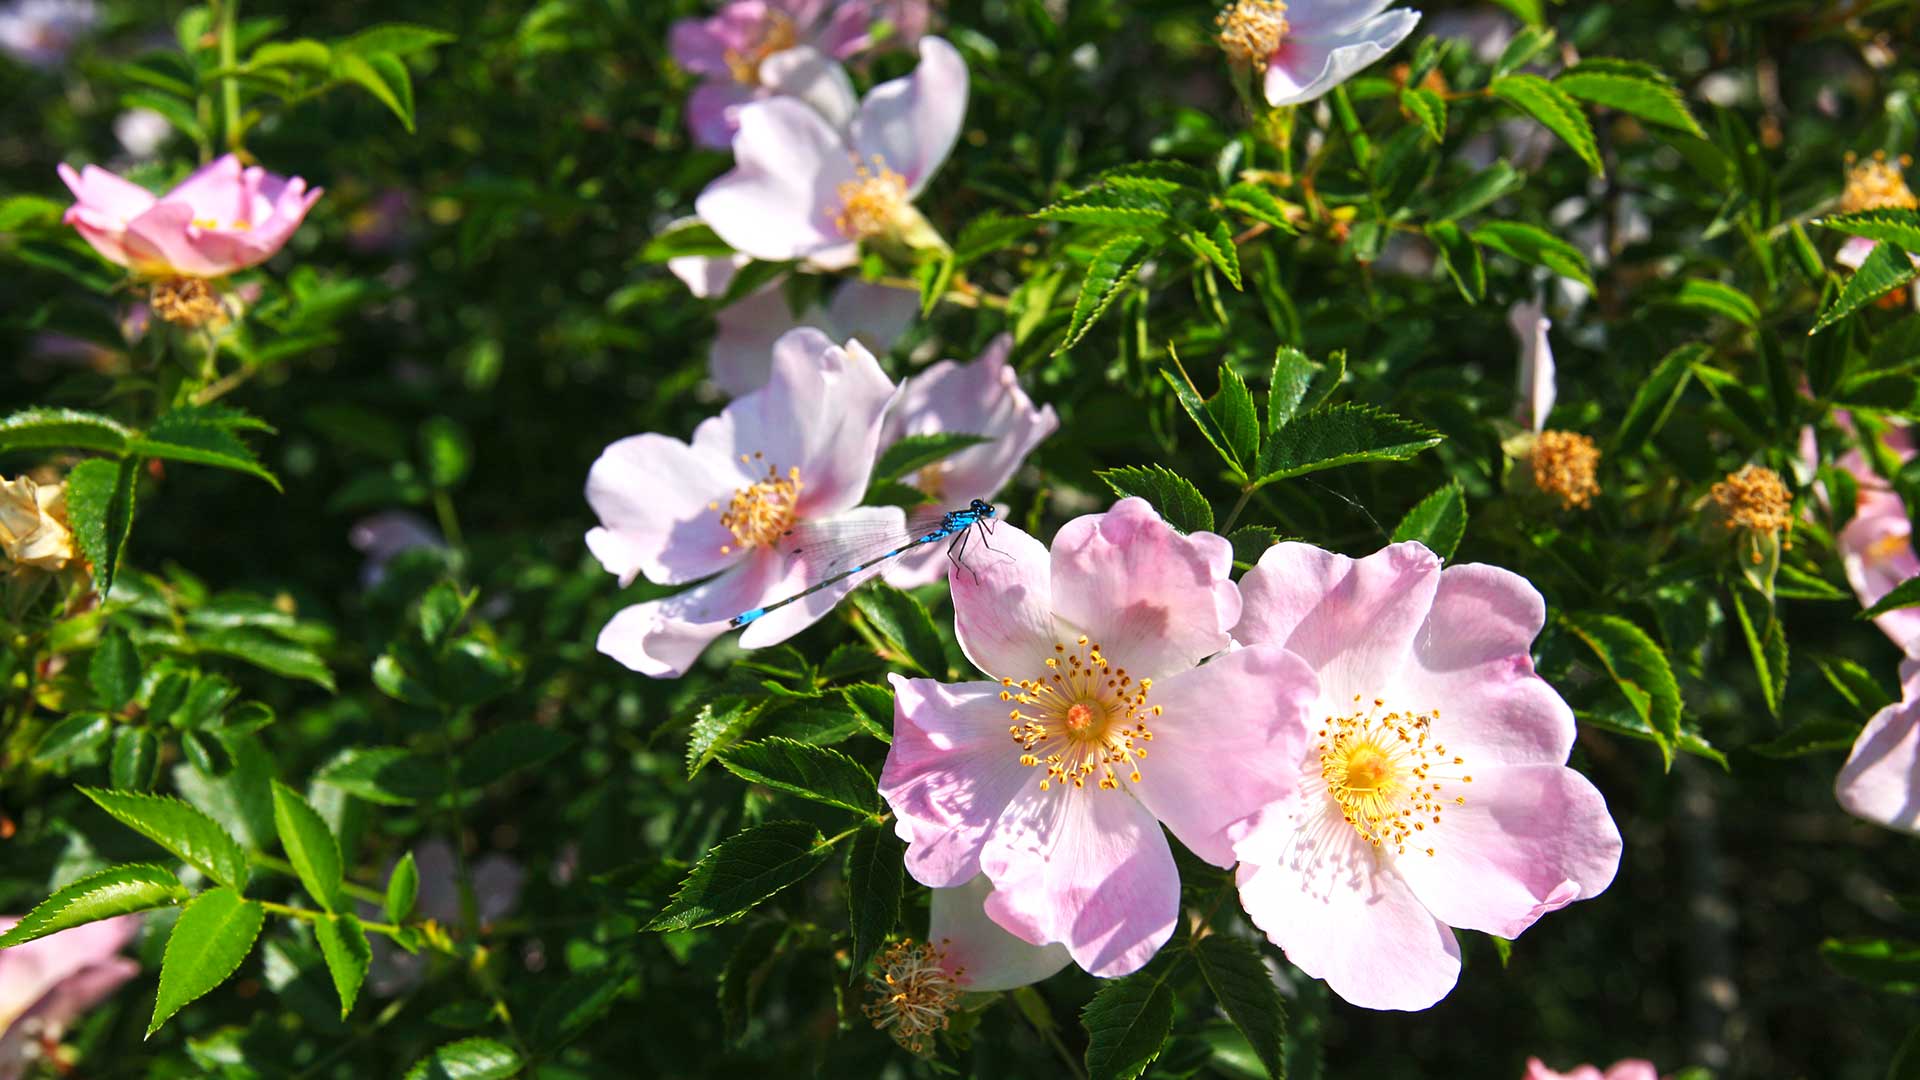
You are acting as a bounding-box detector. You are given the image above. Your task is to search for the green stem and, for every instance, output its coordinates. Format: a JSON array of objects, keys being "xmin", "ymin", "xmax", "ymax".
[
  {"xmin": 252, "ymin": 852, "xmax": 388, "ymax": 907},
  {"xmin": 1329, "ymin": 85, "xmax": 1372, "ymax": 172},
  {"xmin": 432, "ymin": 490, "xmax": 465, "ymax": 549},
  {"xmin": 216, "ymin": 0, "xmax": 241, "ymax": 153},
  {"xmin": 257, "ymin": 900, "xmax": 406, "ymax": 939},
  {"xmin": 1218, "ymin": 486, "xmax": 1255, "ymax": 535}
]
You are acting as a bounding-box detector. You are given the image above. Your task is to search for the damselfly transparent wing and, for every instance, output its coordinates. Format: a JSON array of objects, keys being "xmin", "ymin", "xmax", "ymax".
[{"xmin": 776, "ymin": 504, "xmax": 957, "ymax": 578}]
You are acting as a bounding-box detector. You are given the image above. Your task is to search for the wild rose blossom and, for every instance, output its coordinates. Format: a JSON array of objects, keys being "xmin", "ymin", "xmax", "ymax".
[
  {"xmin": 0, "ymin": 915, "xmax": 139, "ymax": 1080},
  {"xmin": 1231, "ymin": 541, "xmax": 1621, "ymax": 1010},
  {"xmin": 58, "ymin": 153, "xmax": 323, "ymax": 280},
  {"xmin": 1828, "ymin": 425, "xmax": 1920, "ymax": 656},
  {"xmin": 878, "ymin": 334, "xmax": 1059, "ymax": 587},
  {"xmin": 878, "ymin": 498, "xmax": 1319, "ymax": 976},
  {"xmin": 588, "ymin": 327, "xmax": 899, "ymax": 677},
  {"xmin": 1216, "ymin": 0, "xmax": 1421, "ymax": 107},
  {"xmin": 1523, "ymin": 1058, "xmax": 1660, "ymax": 1080},
  {"xmin": 0, "ymin": 0, "xmax": 94, "ymax": 68},
  {"xmin": 1836, "ymin": 659, "xmax": 1920, "ymax": 833},
  {"xmin": 696, "ymin": 36, "xmax": 967, "ymax": 270}
]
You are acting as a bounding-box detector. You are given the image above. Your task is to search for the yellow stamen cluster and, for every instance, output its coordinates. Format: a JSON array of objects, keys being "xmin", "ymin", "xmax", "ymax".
[
  {"xmin": 1841, "ymin": 151, "xmax": 1918, "ymax": 214},
  {"xmin": 1216, "ymin": 0, "xmax": 1288, "ymax": 66},
  {"xmin": 1532, "ymin": 430, "xmax": 1602, "ymax": 510},
  {"xmin": 1004, "ymin": 635, "xmax": 1158, "ymax": 791},
  {"xmin": 1318, "ymin": 696, "xmax": 1470, "ymax": 857},
  {"xmin": 722, "ymin": 12, "xmax": 798, "ymax": 85},
  {"xmin": 189, "ymin": 216, "xmax": 252, "ymax": 231},
  {"xmin": 708, "ymin": 452, "xmax": 802, "ymax": 555},
  {"xmin": 864, "ymin": 938, "xmax": 962, "ymax": 1056},
  {"xmin": 148, "ymin": 277, "xmax": 226, "ymax": 327},
  {"xmin": 1710, "ymin": 465, "xmax": 1793, "ymax": 545},
  {"xmin": 834, "ymin": 159, "xmax": 910, "ymax": 240}
]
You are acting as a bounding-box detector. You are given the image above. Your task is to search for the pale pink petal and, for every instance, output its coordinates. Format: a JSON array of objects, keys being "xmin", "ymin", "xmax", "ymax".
[
  {"xmin": 1234, "ymin": 805, "xmax": 1461, "ymax": 1011},
  {"xmin": 1234, "ymin": 541, "xmax": 1442, "ymax": 705},
  {"xmin": 980, "ymin": 784, "xmax": 1178, "ymax": 978},
  {"xmin": 160, "ymin": 154, "xmax": 246, "ymax": 222},
  {"xmin": 1394, "ymin": 763, "xmax": 1621, "ymax": 938},
  {"xmin": 815, "ymin": 1, "xmax": 877, "ymax": 58},
  {"xmin": 1279, "ymin": 0, "xmax": 1403, "ymax": 36},
  {"xmin": 950, "ymin": 521, "xmax": 1058, "ymax": 680},
  {"xmin": 668, "ymin": 252, "xmax": 748, "ymax": 299},
  {"xmin": 930, "ymin": 874, "xmax": 1072, "ymax": 991},
  {"xmin": 584, "ymin": 431, "xmax": 747, "ymax": 587},
  {"xmin": 1836, "ymin": 660, "xmax": 1920, "ymax": 833},
  {"xmin": 736, "ymin": 505, "xmax": 910, "ymax": 648},
  {"xmin": 1524, "ymin": 1061, "xmax": 1607, "ymax": 1080},
  {"xmin": 669, "ymin": 13, "xmax": 747, "ymax": 76},
  {"xmin": 1399, "ymin": 563, "xmax": 1576, "ymax": 766},
  {"xmin": 1603, "ymin": 1063, "xmax": 1661, "ymax": 1080},
  {"xmin": 1510, "ymin": 297, "xmax": 1555, "ymax": 432},
  {"xmin": 1127, "ymin": 644, "xmax": 1318, "ymax": 865},
  {"xmin": 1837, "ymin": 235, "xmax": 1878, "ymax": 271},
  {"xmin": 0, "ymin": 913, "xmax": 139, "ymax": 1030},
  {"xmin": 596, "ymin": 555, "xmax": 782, "ymax": 678},
  {"xmin": 58, "ymin": 162, "xmax": 155, "ymax": 220},
  {"xmin": 1839, "ymin": 501, "xmax": 1920, "ymax": 656},
  {"xmin": 687, "ymin": 79, "xmax": 761, "ymax": 150},
  {"xmin": 1048, "ymin": 498, "xmax": 1240, "ymax": 676},
  {"xmin": 881, "ymin": 674, "xmax": 1042, "ymax": 888},
  {"xmin": 121, "ymin": 201, "xmax": 229, "ymax": 276},
  {"xmin": 1263, "ymin": 10, "xmax": 1421, "ymax": 107},
  {"xmin": 759, "ymin": 45, "xmax": 858, "ymax": 133},
  {"xmin": 708, "ymin": 280, "xmax": 800, "ymax": 395},
  {"xmin": 850, "ymin": 36, "xmax": 967, "ymax": 195},
  {"xmin": 696, "ymin": 96, "xmax": 861, "ymax": 267}
]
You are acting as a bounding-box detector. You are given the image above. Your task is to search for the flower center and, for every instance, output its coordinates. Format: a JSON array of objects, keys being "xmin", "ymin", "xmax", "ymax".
[
  {"xmin": 1869, "ymin": 532, "xmax": 1912, "ymax": 564},
  {"xmin": 1215, "ymin": 0, "xmax": 1288, "ymax": 66},
  {"xmin": 864, "ymin": 938, "xmax": 962, "ymax": 1056},
  {"xmin": 148, "ymin": 277, "xmax": 227, "ymax": 327},
  {"xmin": 1531, "ymin": 430, "xmax": 1602, "ymax": 510},
  {"xmin": 834, "ymin": 159, "xmax": 910, "ymax": 240},
  {"xmin": 1004, "ymin": 635, "xmax": 1159, "ymax": 791},
  {"xmin": 1842, "ymin": 152, "xmax": 1918, "ymax": 214},
  {"xmin": 723, "ymin": 12, "xmax": 799, "ymax": 85},
  {"xmin": 1318, "ymin": 697, "xmax": 1471, "ymax": 857},
  {"xmin": 708, "ymin": 452, "xmax": 803, "ymax": 556},
  {"xmin": 1709, "ymin": 464, "xmax": 1792, "ymax": 540}
]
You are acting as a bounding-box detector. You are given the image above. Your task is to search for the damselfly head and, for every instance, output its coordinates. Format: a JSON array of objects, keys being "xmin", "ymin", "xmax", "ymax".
[{"xmin": 969, "ymin": 499, "xmax": 994, "ymax": 519}]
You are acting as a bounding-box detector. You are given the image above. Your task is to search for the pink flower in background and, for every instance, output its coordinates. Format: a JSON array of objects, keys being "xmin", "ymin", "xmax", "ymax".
[
  {"xmin": 58, "ymin": 153, "xmax": 322, "ymax": 278},
  {"xmin": 1836, "ymin": 660, "xmax": 1920, "ymax": 833},
  {"xmin": 878, "ymin": 335, "xmax": 1059, "ymax": 587},
  {"xmin": 0, "ymin": 0, "xmax": 95, "ymax": 68},
  {"xmin": 1822, "ymin": 424, "xmax": 1920, "ymax": 656},
  {"xmin": 1510, "ymin": 298, "xmax": 1555, "ymax": 432},
  {"xmin": 1523, "ymin": 1058, "xmax": 1660, "ymax": 1080},
  {"xmin": 878, "ymin": 498, "xmax": 1318, "ymax": 976},
  {"xmin": 0, "ymin": 914, "xmax": 139, "ymax": 1080},
  {"xmin": 588, "ymin": 328, "xmax": 899, "ymax": 677},
  {"xmin": 1216, "ymin": 0, "xmax": 1421, "ymax": 107},
  {"xmin": 113, "ymin": 108, "xmax": 171, "ymax": 161},
  {"xmin": 366, "ymin": 841, "xmax": 524, "ymax": 996},
  {"xmin": 696, "ymin": 36, "xmax": 967, "ymax": 270},
  {"xmin": 1231, "ymin": 542, "xmax": 1621, "ymax": 1011},
  {"xmin": 349, "ymin": 511, "xmax": 448, "ymax": 587}
]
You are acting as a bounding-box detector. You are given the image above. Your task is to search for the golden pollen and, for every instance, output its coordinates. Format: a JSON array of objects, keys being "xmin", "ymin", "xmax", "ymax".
[
  {"xmin": 721, "ymin": 12, "xmax": 799, "ymax": 85},
  {"xmin": 1318, "ymin": 699, "xmax": 1468, "ymax": 856},
  {"xmin": 1006, "ymin": 636, "xmax": 1157, "ymax": 791},
  {"xmin": 148, "ymin": 277, "xmax": 227, "ymax": 328},
  {"xmin": 713, "ymin": 452, "xmax": 803, "ymax": 554},
  {"xmin": 834, "ymin": 158, "xmax": 910, "ymax": 240},
  {"xmin": 1709, "ymin": 464, "xmax": 1793, "ymax": 549},
  {"xmin": 1841, "ymin": 151, "xmax": 1918, "ymax": 214},
  {"xmin": 864, "ymin": 938, "xmax": 962, "ymax": 1056},
  {"xmin": 1531, "ymin": 430, "xmax": 1602, "ymax": 510},
  {"xmin": 1216, "ymin": 0, "xmax": 1288, "ymax": 66}
]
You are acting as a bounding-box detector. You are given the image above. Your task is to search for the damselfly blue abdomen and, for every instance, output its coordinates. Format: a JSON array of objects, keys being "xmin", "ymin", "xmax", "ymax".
[{"xmin": 729, "ymin": 499, "xmax": 998, "ymax": 628}]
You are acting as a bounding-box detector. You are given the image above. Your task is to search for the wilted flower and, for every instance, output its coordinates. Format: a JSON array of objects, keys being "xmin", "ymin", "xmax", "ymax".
[
  {"xmin": 0, "ymin": 914, "xmax": 139, "ymax": 1080},
  {"xmin": 1216, "ymin": 0, "xmax": 1422, "ymax": 107},
  {"xmin": 0, "ymin": 475, "xmax": 74, "ymax": 573},
  {"xmin": 865, "ymin": 938, "xmax": 961, "ymax": 1054},
  {"xmin": 1523, "ymin": 1058, "xmax": 1660, "ymax": 1080},
  {"xmin": 1231, "ymin": 541, "xmax": 1621, "ymax": 1010},
  {"xmin": 696, "ymin": 36, "xmax": 967, "ymax": 270},
  {"xmin": 879, "ymin": 498, "xmax": 1318, "ymax": 976},
  {"xmin": 1836, "ymin": 659, "xmax": 1920, "ymax": 834},
  {"xmin": 588, "ymin": 328, "xmax": 899, "ymax": 677},
  {"xmin": 0, "ymin": 0, "xmax": 95, "ymax": 68},
  {"xmin": 1510, "ymin": 298, "xmax": 1555, "ymax": 433}
]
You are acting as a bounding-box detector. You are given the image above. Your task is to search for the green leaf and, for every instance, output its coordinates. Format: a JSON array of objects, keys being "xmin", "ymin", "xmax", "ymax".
[
  {"xmin": 1749, "ymin": 718, "xmax": 1864, "ymax": 758},
  {"xmin": 915, "ymin": 250, "xmax": 956, "ymax": 316},
  {"xmin": 1813, "ymin": 241, "xmax": 1920, "ymax": 334},
  {"xmin": 871, "ymin": 433, "xmax": 991, "ymax": 487},
  {"xmin": 33, "ymin": 713, "xmax": 112, "ymax": 763},
  {"xmin": 1083, "ymin": 974, "xmax": 1176, "ymax": 1080},
  {"xmin": 1059, "ymin": 234, "xmax": 1152, "ymax": 352},
  {"xmin": 1822, "ymin": 938, "xmax": 1920, "ymax": 994},
  {"xmin": 719, "ymin": 922, "xmax": 787, "ymax": 1041},
  {"xmin": 1470, "ymin": 221, "xmax": 1595, "ymax": 290},
  {"xmin": 272, "ymin": 781, "xmax": 344, "ymax": 912},
  {"xmin": 1267, "ymin": 347, "xmax": 1317, "ymax": 431},
  {"xmin": 0, "ymin": 194, "xmax": 68, "ymax": 233},
  {"xmin": 0, "ymin": 407, "xmax": 134, "ymax": 454},
  {"xmin": 335, "ymin": 52, "xmax": 417, "ymax": 132},
  {"xmin": 1254, "ymin": 404, "xmax": 1442, "ymax": 486},
  {"xmin": 1613, "ymin": 343, "xmax": 1704, "ymax": 455},
  {"xmin": 402, "ymin": 1037, "xmax": 523, "ymax": 1080},
  {"xmin": 1729, "ymin": 587, "xmax": 1787, "ymax": 718},
  {"xmin": 1161, "ymin": 356, "xmax": 1245, "ymax": 476},
  {"xmin": 718, "ymin": 737, "xmax": 882, "ymax": 814},
  {"xmin": 129, "ymin": 408, "xmax": 280, "ymax": 489},
  {"xmin": 848, "ymin": 586, "xmax": 947, "ymax": 678},
  {"xmin": 195, "ymin": 628, "xmax": 334, "ymax": 690},
  {"xmin": 1400, "ymin": 87, "xmax": 1446, "ymax": 143},
  {"xmin": 110, "ymin": 727, "xmax": 160, "ymax": 791},
  {"xmin": 386, "ymin": 851, "xmax": 420, "ymax": 923},
  {"xmin": 1034, "ymin": 188, "xmax": 1174, "ymax": 228},
  {"xmin": 1193, "ymin": 936, "xmax": 1287, "ymax": 1080},
  {"xmin": 1556, "ymin": 60, "xmax": 1704, "ymax": 137},
  {"xmin": 1183, "ymin": 217, "xmax": 1243, "ymax": 290},
  {"xmin": 954, "ymin": 211, "xmax": 1037, "ymax": 264},
  {"xmin": 1561, "ymin": 613, "xmax": 1683, "ymax": 767},
  {"xmin": 1212, "ymin": 366, "xmax": 1261, "ymax": 470},
  {"xmin": 687, "ymin": 699, "xmax": 765, "ymax": 778},
  {"xmin": 638, "ymin": 220, "xmax": 732, "ymax": 263},
  {"xmin": 0, "ymin": 863, "xmax": 187, "ymax": 949},
  {"xmin": 81, "ymin": 786, "xmax": 251, "ymax": 890},
  {"xmin": 314, "ymin": 913, "xmax": 371, "ymax": 1018},
  {"xmin": 1815, "ymin": 655, "xmax": 1896, "ymax": 717},
  {"xmin": 1391, "ymin": 482, "xmax": 1467, "ymax": 561},
  {"xmin": 1493, "ymin": 25, "xmax": 1555, "ymax": 77},
  {"xmin": 1430, "ymin": 160, "xmax": 1524, "ymax": 222},
  {"xmin": 841, "ymin": 683, "xmax": 894, "ymax": 743},
  {"xmin": 1221, "ymin": 183, "xmax": 1294, "ymax": 231},
  {"xmin": 1095, "ymin": 465, "xmax": 1215, "ymax": 533},
  {"xmin": 1815, "ymin": 208, "xmax": 1920, "ymax": 254},
  {"xmin": 419, "ymin": 416, "xmax": 471, "ymax": 489},
  {"xmin": 65, "ymin": 456, "xmax": 139, "ymax": 597},
  {"xmin": 1892, "ymin": 1023, "xmax": 1920, "ymax": 1080},
  {"xmin": 336, "ymin": 22, "xmax": 455, "ymax": 57},
  {"xmin": 531, "ymin": 968, "xmax": 629, "ymax": 1051},
  {"xmin": 90, "ymin": 629, "xmax": 142, "ymax": 709},
  {"xmin": 1424, "ymin": 221, "xmax": 1485, "ymax": 302},
  {"xmin": 1861, "ymin": 574, "xmax": 1920, "ymax": 619},
  {"xmin": 645, "ymin": 820, "xmax": 833, "ymax": 932},
  {"xmin": 1672, "ymin": 279, "xmax": 1761, "ymax": 328},
  {"xmin": 149, "ymin": 886, "xmax": 265, "ymax": 1035},
  {"xmin": 1492, "ymin": 74, "xmax": 1602, "ymax": 175},
  {"xmin": 458, "ymin": 722, "xmax": 576, "ymax": 789},
  {"xmin": 248, "ymin": 38, "xmax": 331, "ymax": 72},
  {"xmin": 314, "ymin": 747, "xmax": 446, "ymax": 805},
  {"xmin": 845, "ymin": 823, "xmax": 905, "ymax": 974}
]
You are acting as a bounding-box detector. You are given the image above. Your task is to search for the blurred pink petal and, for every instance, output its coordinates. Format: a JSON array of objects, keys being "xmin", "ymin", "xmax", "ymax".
[
  {"xmin": 1837, "ymin": 660, "xmax": 1920, "ymax": 833},
  {"xmin": 58, "ymin": 153, "xmax": 321, "ymax": 278},
  {"xmin": 0, "ymin": 913, "xmax": 139, "ymax": 1080},
  {"xmin": 1259, "ymin": 2, "xmax": 1422, "ymax": 107}
]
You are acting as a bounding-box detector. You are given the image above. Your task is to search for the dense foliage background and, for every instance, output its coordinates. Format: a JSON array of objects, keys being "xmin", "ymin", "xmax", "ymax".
[{"xmin": 6, "ymin": 0, "xmax": 1920, "ymax": 1077}]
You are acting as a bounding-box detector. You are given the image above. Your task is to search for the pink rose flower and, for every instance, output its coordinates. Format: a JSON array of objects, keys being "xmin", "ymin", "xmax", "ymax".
[
  {"xmin": 695, "ymin": 36, "xmax": 967, "ymax": 270},
  {"xmin": 57, "ymin": 153, "xmax": 322, "ymax": 278},
  {"xmin": 878, "ymin": 498, "xmax": 1320, "ymax": 977},
  {"xmin": 1510, "ymin": 297, "xmax": 1555, "ymax": 432},
  {"xmin": 929, "ymin": 874, "xmax": 1071, "ymax": 991},
  {"xmin": 1218, "ymin": 0, "xmax": 1421, "ymax": 107},
  {"xmin": 1523, "ymin": 1057, "xmax": 1660, "ymax": 1080},
  {"xmin": 588, "ymin": 327, "xmax": 900, "ymax": 677},
  {"xmin": 0, "ymin": 0, "xmax": 94, "ymax": 69},
  {"xmin": 1837, "ymin": 659, "xmax": 1920, "ymax": 833},
  {"xmin": 878, "ymin": 334, "xmax": 1059, "ymax": 587},
  {"xmin": 0, "ymin": 914, "xmax": 139, "ymax": 1080},
  {"xmin": 1230, "ymin": 541, "xmax": 1621, "ymax": 1011},
  {"xmin": 1840, "ymin": 494, "xmax": 1920, "ymax": 657}
]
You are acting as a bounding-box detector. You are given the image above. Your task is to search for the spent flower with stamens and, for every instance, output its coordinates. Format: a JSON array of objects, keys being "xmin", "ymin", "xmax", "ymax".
[
  {"xmin": 1226, "ymin": 0, "xmax": 1422, "ymax": 107},
  {"xmin": 864, "ymin": 939, "xmax": 962, "ymax": 1054},
  {"xmin": 879, "ymin": 498, "xmax": 1319, "ymax": 978},
  {"xmin": 1529, "ymin": 431, "xmax": 1601, "ymax": 510},
  {"xmin": 1231, "ymin": 542, "xmax": 1620, "ymax": 1011},
  {"xmin": 1841, "ymin": 151, "xmax": 1917, "ymax": 214},
  {"xmin": 1709, "ymin": 465, "xmax": 1793, "ymax": 544},
  {"xmin": 1217, "ymin": 0, "xmax": 1289, "ymax": 67}
]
